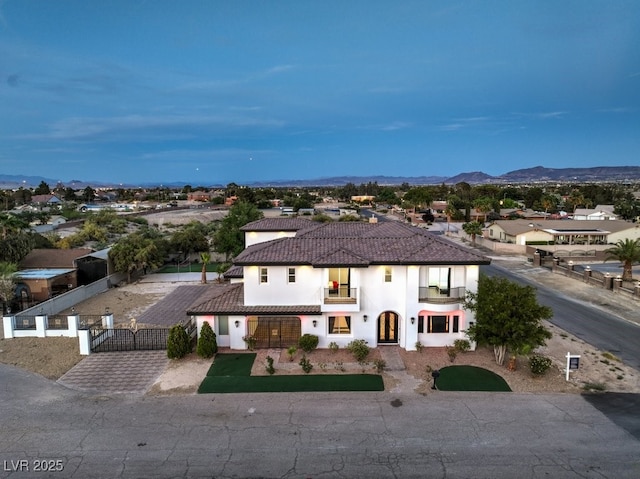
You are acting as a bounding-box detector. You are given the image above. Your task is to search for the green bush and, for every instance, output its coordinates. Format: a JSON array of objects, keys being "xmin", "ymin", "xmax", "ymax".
[
  {"xmin": 453, "ymin": 339, "xmax": 471, "ymax": 352},
  {"xmin": 298, "ymin": 334, "xmax": 319, "ymax": 353},
  {"xmin": 329, "ymin": 341, "xmax": 339, "ymax": 353},
  {"xmin": 265, "ymin": 356, "xmax": 275, "ymax": 375},
  {"xmin": 196, "ymin": 321, "xmax": 217, "ymax": 358},
  {"xmin": 529, "ymin": 354, "xmax": 552, "ymax": 375},
  {"xmin": 167, "ymin": 324, "xmax": 191, "ymax": 359},
  {"xmin": 299, "ymin": 355, "xmax": 313, "ymax": 373},
  {"xmin": 347, "ymin": 339, "xmax": 370, "ymax": 362},
  {"xmin": 287, "ymin": 345, "xmax": 297, "ymax": 362}
]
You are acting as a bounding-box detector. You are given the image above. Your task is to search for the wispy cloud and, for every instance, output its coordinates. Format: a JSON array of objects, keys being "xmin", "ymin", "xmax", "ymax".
[
  {"xmin": 23, "ymin": 113, "xmax": 285, "ymax": 142},
  {"xmin": 512, "ymin": 111, "xmax": 568, "ymax": 120},
  {"xmin": 380, "ymin": 121, "xmax": 411, "ymax": 131},
  {"xmin": 177, "ymin": 64, "xmax": 295, "ymax": 92}
]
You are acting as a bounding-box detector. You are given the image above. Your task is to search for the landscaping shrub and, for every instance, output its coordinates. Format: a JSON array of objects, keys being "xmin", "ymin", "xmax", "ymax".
[
  {"xmin": 287, "ymin": 345, "xmax": 297, "ymax": 362},
  {"xmin": 167, "ymin": 324, "xmax": 191, "ymax": 359},
  {"xmin": 445, "ymin": 345, "xmax": 457, "ymax": 363},
  {"xmin": 196, "ymin": 321, "xmax": 218, "ymax": 358},
  {"xmin": 265, "ymin": 356, "xmax": 275, "ymax": 375},
  {"xmin": 299, "ymin": 355, "xmax": 313, "ymax": 373},
  {"xmin": 453, "ymin": 339, "xmax": 471, "ymax": 352},
  {"xmin": 298, "ymin": 334, "xmax": 319, "ymax": 353},
  {"xmin": 347, "ymin": 339, "xmax": 370, "ymax": 362},
  {"xmin": 329, "ymin": 341, "xmax": 339, "ymax": 353},
  {"xmin": 529, "ymin": 354, "xmax": 552, "ymax": 376},
  {"xmin": 373, "ymin": 358, "xmax": 386, "ymax": 373}
]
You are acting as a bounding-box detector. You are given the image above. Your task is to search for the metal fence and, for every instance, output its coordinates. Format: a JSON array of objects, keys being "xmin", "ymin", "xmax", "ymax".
[
  {"xmin": 14, "ymin": 316, "xmax": 37, "ymax": 330},
  {"xmin": 88, "ymin": 317, "xmax": 197, "ymax": 353}
]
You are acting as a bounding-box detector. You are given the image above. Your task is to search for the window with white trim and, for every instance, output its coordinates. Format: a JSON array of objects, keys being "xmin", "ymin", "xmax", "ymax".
[
  {"xmin": 328, "ymin": 316, "xmax": 351, "ymax": 334},
  {"xmin": 259, "ymin": 267, "xmax": 268, "ymax": 284}
]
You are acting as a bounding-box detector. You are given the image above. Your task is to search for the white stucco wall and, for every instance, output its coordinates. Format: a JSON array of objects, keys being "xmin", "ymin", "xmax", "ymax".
[{"xmin": 244, "ymin": 230, "xmax": 297, "ymax": 248}]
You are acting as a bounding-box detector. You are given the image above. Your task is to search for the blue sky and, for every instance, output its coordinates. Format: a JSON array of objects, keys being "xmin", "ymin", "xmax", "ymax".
[{"xmin": 1, "ymin": 0, "xmax": 639, "ymax": 185}]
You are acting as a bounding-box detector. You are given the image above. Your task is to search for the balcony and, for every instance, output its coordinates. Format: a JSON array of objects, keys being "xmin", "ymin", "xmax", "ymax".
[
  {"xmin": 323, "ymin": 287, "xmax": 358, "ymax": 305},
  {"xmin": 418, "ymin": 286, "xmax": 465, "ymax": 304}
]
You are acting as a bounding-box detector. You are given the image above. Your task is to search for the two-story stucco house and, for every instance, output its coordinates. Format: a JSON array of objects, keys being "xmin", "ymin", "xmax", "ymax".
[{"xmin": 187, "ymin": 218, "xmax": 491, "ymax": 351}]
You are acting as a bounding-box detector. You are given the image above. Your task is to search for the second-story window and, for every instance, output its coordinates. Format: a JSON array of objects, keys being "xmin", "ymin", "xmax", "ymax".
[
  {"xmin": 288, "ymin": 267, "xmax": 296, "ymax": 283},
  {"xmin": 260, "ymin": 267, "xmax": 268, "ymax": 284},
  {"xmin": 384, "ymin": 266, "xmax": 392, "ymax": 283}
]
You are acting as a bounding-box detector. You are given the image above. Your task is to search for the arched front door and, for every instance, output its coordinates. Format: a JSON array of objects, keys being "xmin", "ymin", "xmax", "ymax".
[{"xmin": 377, "ymin": 311, "xmax": 398, "ymax": 344}]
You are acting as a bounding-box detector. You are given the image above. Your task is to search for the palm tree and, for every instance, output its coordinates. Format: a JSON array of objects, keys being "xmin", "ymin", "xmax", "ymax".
[
  {"xmin": 462, "ymin": 221, "xmax": 484, "ymax": 247},
  {"xmin": 605, "ymin": 238, "xmax": 640, "ymax": 281},
  {"xmin": 200, "ymin": 252, "xmax": 211, "ymax": 284}
]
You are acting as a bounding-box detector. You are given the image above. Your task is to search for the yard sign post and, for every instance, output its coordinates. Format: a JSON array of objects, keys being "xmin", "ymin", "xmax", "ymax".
[{"xmin": 565, "ymin": 352, "xmax": 581, "ymax": 381}]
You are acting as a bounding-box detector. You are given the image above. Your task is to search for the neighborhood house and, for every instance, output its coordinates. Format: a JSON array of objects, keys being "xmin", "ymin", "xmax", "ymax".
[{"xmin": 187, "ymin": 218, "xmax": 490, "ymax": 351}]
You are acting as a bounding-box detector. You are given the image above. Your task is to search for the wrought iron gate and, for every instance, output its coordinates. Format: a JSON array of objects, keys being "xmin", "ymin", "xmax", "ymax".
[
  {"xmin": 247, "ymin": 317, "xmax": 301, "ymax": 349},
  {"xmin": 87, "ymin": 318, "xmax": 197, "ymax": 353}
]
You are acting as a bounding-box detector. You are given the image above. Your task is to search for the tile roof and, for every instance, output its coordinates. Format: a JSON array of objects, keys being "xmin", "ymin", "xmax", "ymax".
[
  {"xmin": 240, "ymin": 217, "xmax": 318, "ymax": 232},
  {"xmin": 490, "ymin": 219, "xmax": 636, "ymax": 235},
  {"xmin": 234, "ymin": 221, "xmax": 490, "ymax": 267},
  {"xmin": 187, "ymin": 283, "xmax": 322, "ymax": 315}
]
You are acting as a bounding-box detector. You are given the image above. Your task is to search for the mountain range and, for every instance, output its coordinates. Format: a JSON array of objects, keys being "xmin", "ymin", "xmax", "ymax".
[{"xmin": 1, "ymin": 166, "xmax": 639, "ymax": 189}]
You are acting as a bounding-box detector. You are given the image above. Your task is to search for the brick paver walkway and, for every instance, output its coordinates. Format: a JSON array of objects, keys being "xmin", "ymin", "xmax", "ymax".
[{"xmin": 57, "ymin": 351, "xmax": 169, "ymax": 395}]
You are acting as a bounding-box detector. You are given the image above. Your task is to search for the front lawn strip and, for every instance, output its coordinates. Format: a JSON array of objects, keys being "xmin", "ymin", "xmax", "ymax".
[
  {"xmin": 436, "ymin": 365, "xmax": 511, "ymax": 392},
  {"xmin": 198, "ymin": 353, "xmax": 384, "ymax": 393},
  {"xmin": 198, "ymin": 374, "xmax": 384, "ymax": 393}
]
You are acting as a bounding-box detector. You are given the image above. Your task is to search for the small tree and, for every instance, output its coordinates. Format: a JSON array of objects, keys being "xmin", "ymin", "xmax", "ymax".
[
  {"xmin": 464, "ymin": 274, "xmax": 552, "ymax": 366},
  {"xmin": 196, "ymin": 321, "xmax": 218, "ymax": 358},
  {"xmin": 167, "ymin": 324, "xmax": 191, "ymax": 359}
]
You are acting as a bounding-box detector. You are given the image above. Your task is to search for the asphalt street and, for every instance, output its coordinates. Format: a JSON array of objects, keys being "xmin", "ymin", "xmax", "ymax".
[
  {"xmin": 1, "ymin": 362, "xmax": 639, "ymax": 479},
  {"xmin": 483, "ymin": 263, "xmax": 640, "ymax": 371}
]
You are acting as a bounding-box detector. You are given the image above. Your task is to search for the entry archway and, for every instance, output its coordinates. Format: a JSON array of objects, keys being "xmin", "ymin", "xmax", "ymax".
[{"xmin": 377, "ymin": 311, "xmax": 399, "ymax": 344}]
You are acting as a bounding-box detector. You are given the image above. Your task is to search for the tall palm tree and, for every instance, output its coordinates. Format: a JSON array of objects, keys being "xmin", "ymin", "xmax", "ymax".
[
  {"xmin": 200, "ymin": 252, "xmax": 211, "ymax": 284},
  {"xmin": 605, "ymin": 238, "xmax": 640, "ymax": 281}
]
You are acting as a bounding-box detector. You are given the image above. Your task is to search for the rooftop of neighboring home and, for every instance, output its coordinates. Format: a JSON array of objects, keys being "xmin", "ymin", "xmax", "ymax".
[
  {"xmin": 16, "ymin": 268, "xmax": 76, "ymax": 280},
  {"xmin": 19, "ymin": 248, "xmax": 94, "ymax": 269},
  {"xmin": 489, "ymin": 219, "xmax": 636, "ymax": 236}
]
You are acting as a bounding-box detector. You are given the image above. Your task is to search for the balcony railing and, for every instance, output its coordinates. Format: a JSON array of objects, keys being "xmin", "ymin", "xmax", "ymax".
[
  {"xmin": 418, "ymin": 286, "xmax": 465, "ymax": 304},
  {"xmin": 323, "ymin": 287, "xmax": 358, "ymax": 304}
]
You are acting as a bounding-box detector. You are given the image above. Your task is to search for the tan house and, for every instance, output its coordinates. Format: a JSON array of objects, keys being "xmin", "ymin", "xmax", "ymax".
[{"xmin": 486, "ymin": 219, "xmax": 640, "ymax": 246}]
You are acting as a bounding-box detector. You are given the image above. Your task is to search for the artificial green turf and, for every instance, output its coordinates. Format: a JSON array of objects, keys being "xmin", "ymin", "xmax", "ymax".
[
  {"xmin": 206, "ymin": 353, "xmax": 256, "ymax": 377},
  {"xmin": 198, "ymin": 353, "xmax": 384, "ymax": 393},
  {"xmin": 435, "ymin": 365, "xmax": 511, "ymax": 392},
  {"xmin": 198, "ymin": 374, "xmax": 384, "ymax": 393}
]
